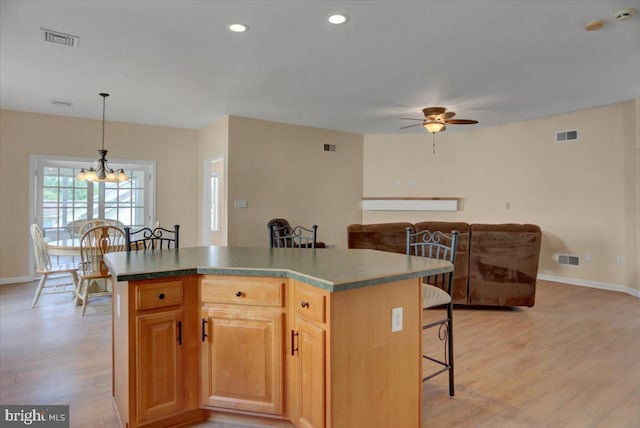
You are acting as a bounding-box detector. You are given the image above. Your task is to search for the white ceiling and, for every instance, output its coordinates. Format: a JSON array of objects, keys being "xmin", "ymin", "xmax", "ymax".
[{"xmin": 1, "ymin": 0, "xmax": 639, "ymax": 134}]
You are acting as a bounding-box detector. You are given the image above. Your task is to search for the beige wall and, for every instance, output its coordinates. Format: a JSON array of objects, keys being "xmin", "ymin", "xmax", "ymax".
[
  {"xmin": 0, "ymin": 109, "xmax": 198, "ymax": 281},
  {"xmin": 197, "ymin": 116, "xmax": 229, "ymax": 246},
  {"xmin": 227, "ymin": 116, "xmax": 363, "ymax": 249},
  {"xmin": 363, "ymin": 101, "xmax": 638, "ymax": 291},
  {"xmin": 636, "ymin": 98, "xmax": 640, "ymax": 290}
]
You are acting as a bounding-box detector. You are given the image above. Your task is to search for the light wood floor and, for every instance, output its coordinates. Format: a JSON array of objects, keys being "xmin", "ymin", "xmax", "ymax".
[{"xmin": 1, "ymin": 280, "xmax": 638, "ymax": 427}]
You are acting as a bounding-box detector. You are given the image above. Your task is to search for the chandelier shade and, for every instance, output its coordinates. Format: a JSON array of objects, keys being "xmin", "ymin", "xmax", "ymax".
[{"xmin": 76, "ymin": 93, "xmax": 128, "ymax": 183}]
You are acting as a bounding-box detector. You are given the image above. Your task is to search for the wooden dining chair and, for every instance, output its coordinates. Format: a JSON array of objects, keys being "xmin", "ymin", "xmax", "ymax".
[
  {"xmin": 406, "ymin": 227, "xmax": 459, "ymax": 397},
  {"xmin": 124, "ymin": 224, "xmax": 179, "ymax": 252},
  {"xmin": 78, "ymin": 219, "xmax": 125, "ymax": 237},
  {"xmin": 30, "ymin": 224, "xmax": 79, "ymax": 308},
  {"xmin": 77, "ymin": 225, "xmax": 126, "ymax": 315}
]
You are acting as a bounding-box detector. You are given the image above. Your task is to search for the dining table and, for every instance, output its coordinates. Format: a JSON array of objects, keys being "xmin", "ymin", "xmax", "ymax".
[{"xmin": 46, "ymin": 238, "xmax": 81, "ymax": 257}]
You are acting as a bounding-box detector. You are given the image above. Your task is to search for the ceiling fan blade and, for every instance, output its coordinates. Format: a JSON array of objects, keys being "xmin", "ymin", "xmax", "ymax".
[
  {"xmin": 438, "ymin": 112, "xmax": 456, "ymax": 121},
  {"xmin": 399, "ymin": 123, "xmax": 423, "ymax": 129},
  {"xmin": 446, "ymin": 119, "xmax": 478, "ymax": 125},
  {"xmin": 399, "ymin": 117, "xmax": 425, "ymax": 121},
  {"xmin": 422, "ymin": 107, "xmax": 446, "ymax": 117}
]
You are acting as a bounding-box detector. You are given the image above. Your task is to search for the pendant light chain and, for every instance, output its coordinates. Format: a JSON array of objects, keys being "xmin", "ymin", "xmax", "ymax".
[{"xmin": 101, "ymin": 93, "xmax": 106, "ymax": 151}]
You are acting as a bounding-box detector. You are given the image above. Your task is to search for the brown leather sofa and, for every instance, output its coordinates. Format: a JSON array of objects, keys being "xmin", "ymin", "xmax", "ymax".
[{"xmin": 347, "ymin": 222, "xmax": 541, "ymax": 307}]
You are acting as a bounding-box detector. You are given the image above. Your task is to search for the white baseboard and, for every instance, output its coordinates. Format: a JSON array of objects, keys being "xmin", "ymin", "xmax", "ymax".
[
  {"xmin": 0, "ymin": 276, "xmax": 35, "ymax": 285},
  {"xmin": 537, "ymin": 274, "xmax": 640, "ymax": 298}
]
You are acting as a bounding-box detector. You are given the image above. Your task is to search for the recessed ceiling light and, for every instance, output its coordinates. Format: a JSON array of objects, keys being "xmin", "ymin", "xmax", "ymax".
[
  {"xmin": 585, "ymin": 19, "xmax": 605, "ymax": 31},
  {"xmin": 228, "ymin": 23, "xmax": 248, "ymax": 33},
  {"xmin": 328, "ymin": 14, "xmax": 349, "ymax": 25}
]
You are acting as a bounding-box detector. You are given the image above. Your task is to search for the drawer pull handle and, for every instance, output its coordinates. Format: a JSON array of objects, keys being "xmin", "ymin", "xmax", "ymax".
[
  {"xmin": 201, "ymin": 319, "xmax": 208, "ymax": 342},
  {"xmin": 177, "ymin": 321, "xmax": 182, "ymax": 346},
  {"xmin": 158, "ymin": 293, "xmax": 165, "ymax": 300},
  {"xmin": 301, "ymin": 301, "xmax": 309, "ymax": 308},
  {"xmin": 235, "ymin": 291, "xmax": 242, "ymax": 297}
]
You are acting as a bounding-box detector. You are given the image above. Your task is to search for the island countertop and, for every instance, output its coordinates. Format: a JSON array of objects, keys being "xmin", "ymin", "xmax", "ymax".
[{"xmin": 104, "ymin": 246, "xmax": 452, "ymax": 292}]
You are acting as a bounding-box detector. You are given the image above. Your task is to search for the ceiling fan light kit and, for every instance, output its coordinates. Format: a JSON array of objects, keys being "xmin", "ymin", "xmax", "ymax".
[{"xmin": 424, "ymin": 120, "xmax": 446, "ymax": 133}]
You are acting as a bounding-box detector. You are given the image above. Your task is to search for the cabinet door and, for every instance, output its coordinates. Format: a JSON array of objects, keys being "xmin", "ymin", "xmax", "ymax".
[
  {"xmin": 201, "ymin": 308, "xmax": 284, "ymax": 415},
  {"xmin": 136, "ymin": 309, "xmax": 184, "ymax": 424},
  {"xmin": 296, "ymin": 317, "xmax": 326, "ymax": 428}
]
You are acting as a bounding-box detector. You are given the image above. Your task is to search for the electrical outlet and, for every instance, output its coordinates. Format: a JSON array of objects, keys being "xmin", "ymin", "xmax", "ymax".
[
  {"xmin": 616, "ymin": 256, "xmax": 624, "ymax": 265},
  {"xmin": 392, "ymin": 307, "xmax": 403, "ymax": 332}
]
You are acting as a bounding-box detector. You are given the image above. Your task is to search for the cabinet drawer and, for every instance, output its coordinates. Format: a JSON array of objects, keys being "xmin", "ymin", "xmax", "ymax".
[
  {"xmin": 294, "ymin": 286, "xmax": 326, "ymax": 323},
  {"xmin": 136, "ymin": 281, "xmax": 184, "ymax": 310},
  {"xmin": 201, "ymin": 276, "xmax": 285, "ymax": 307}
]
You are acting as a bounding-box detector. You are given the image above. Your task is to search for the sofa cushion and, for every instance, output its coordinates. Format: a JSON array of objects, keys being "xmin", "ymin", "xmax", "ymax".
[
  {"xmin": 468, "ymin": 223, "xmax": 541, "ymax": 307},
  {"xmin": 347, "ymin": 222, "xmax": 413, "ymax": 255},
  {"xmin": 414, "ymin": 222, "xmax": 470, "ymax": 304}
]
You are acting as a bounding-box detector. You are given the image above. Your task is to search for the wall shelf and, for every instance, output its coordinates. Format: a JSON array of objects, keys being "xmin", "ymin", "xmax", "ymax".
[{"xmin": 362, "ymin": 197, "xmax": 459, "ymax": 212}]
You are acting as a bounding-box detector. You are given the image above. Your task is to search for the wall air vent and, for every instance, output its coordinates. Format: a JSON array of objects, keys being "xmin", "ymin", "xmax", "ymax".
[
  {"xmin": 558, "ymin": 254, "xmax": 580, "ymax": 266},
  {"xmin": 51, "ymin": 100, "xmax": 72, "ymax": 107},
  {"xmin": 556, "ymin": 129, "xmax": 578, "ymax": 143},
  {"xmin": 41, "ymin": 28, "xmax": 79, "ymax": 47}
]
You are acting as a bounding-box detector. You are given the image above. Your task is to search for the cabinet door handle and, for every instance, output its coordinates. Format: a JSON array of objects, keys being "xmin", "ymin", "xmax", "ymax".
[
  {"xmin": 235, "ymin": 291, "xmax": 242, "ymax": 297},
  {"xmin": 201, "ymin": 319, "xmax": 208, "ymax": 342},
  {"xmin": 301, "ymin": 301, "xmax": 309, "ymax": 308},
  {"xmin": 177, "ymin": 320, "xmax": 182, "ymax": 346},
  {"xmin": 158, "ymin": 293, "xmax": 165, "ymax": 300},
  {"xmin": 291, "ymin": 330, "xmax": 299, "ymax": 356}
]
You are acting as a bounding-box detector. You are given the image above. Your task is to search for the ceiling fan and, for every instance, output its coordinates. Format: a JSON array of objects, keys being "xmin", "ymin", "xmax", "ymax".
[{"xmin": 400, "ymin": 107, "xmax": 478, "ymax": 133}]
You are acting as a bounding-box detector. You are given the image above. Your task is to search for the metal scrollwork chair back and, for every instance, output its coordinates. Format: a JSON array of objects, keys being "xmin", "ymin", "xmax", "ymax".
[
  {"xmin": 406, "ymin": 227, "xmax": 459, "ymax": 397},
  {"xmin": 124, "ymin": 224, "xmax": 180, "ymax": 252},
  {"xmin": 268, "ymin": 219, "xmax": 317, "ymax": 248}
]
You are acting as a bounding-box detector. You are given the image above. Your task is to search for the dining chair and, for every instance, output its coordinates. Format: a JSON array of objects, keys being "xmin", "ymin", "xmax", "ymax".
[
  {"xmin": 406, "ymin": 227, "xmax": 459, "ymax": 397},
  {"xmin": 30, "ymin": 224, "xmax": 79, "ymax": 308},
  {"xmin": 268, "ymin": 219, "xmax": 317, "ymax": 248},
  {"xmin": 124, "ymin": 224, "xmax": 180, "ymax": 252},
  {"xmin": 78, "ymin": 219, "xmax": 125, "ymax": 237},
  {"xmin": 77, "ymin": 225, "xmax": 126, "ymax": 315}
]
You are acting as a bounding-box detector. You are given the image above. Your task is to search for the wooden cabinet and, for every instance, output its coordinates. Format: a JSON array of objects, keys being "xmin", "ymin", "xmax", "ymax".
[
  {"xmin": 113, "ymin": 276, "xmax": 201, "ymax": 428},
  {"xmin": 200, "ymin": 276, "xmax": 286, "ymax": 416},
  {"xmin": 289, "ymin": 281, "xmax": 329, "ymax": 428},
  {"xmin": 114, "ymin": 273, "xmax": 423, "ymax": 428},
  {"xmin": 294, "ymin": 317, "xmax": 326, "ymax": 428},
  {"xmin": 136, "ymin": 309, "xmax": 184, "ymax": 423}
]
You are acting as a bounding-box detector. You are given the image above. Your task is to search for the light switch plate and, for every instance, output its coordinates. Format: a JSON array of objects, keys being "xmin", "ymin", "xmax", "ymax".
[
  {"xmin": 234, "ymin": 199, "xmax": 248, "ymax": 208},
  {"xmin": 392, "ymin": 307, "xmax": 403, "ymax": 332}
]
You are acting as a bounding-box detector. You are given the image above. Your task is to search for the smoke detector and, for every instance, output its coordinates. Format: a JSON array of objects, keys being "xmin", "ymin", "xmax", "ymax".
[{"xmin": 614, "ymin": 8, "xmax": 636, "ymax": 21}]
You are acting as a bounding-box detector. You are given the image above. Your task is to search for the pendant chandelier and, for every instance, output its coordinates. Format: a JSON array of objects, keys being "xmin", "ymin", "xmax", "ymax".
[{"xmin": 76, "ymin": 93, "xmax": 128, "ymax": 182}]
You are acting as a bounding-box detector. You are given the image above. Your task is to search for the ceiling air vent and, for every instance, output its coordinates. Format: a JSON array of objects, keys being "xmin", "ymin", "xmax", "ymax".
[
  {"xmin": 556, "ymin": 129, "xmax": 578, "ymax": 143},
  {"xmin": 41, "ymin": 28, "xmax": 79, "ymax": 48},
  {"xmin": 558, "ymin": 254, "xmax": 580, "ymax": 266}
]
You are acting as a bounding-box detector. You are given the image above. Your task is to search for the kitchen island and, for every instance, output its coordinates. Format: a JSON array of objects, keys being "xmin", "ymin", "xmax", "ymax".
[{"xmin": 105, "ymin": 246, "xmax": 453, "ymax": 428}]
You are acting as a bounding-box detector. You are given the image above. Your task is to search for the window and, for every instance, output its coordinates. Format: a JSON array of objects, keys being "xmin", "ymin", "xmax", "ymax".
[
  {"xmin": 31, "ymin": 156, "xmax": 155, "ymax": 241},
  {"xmin": 210, "ymin": 173, "xmax": 219, "ymax": 231}
]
